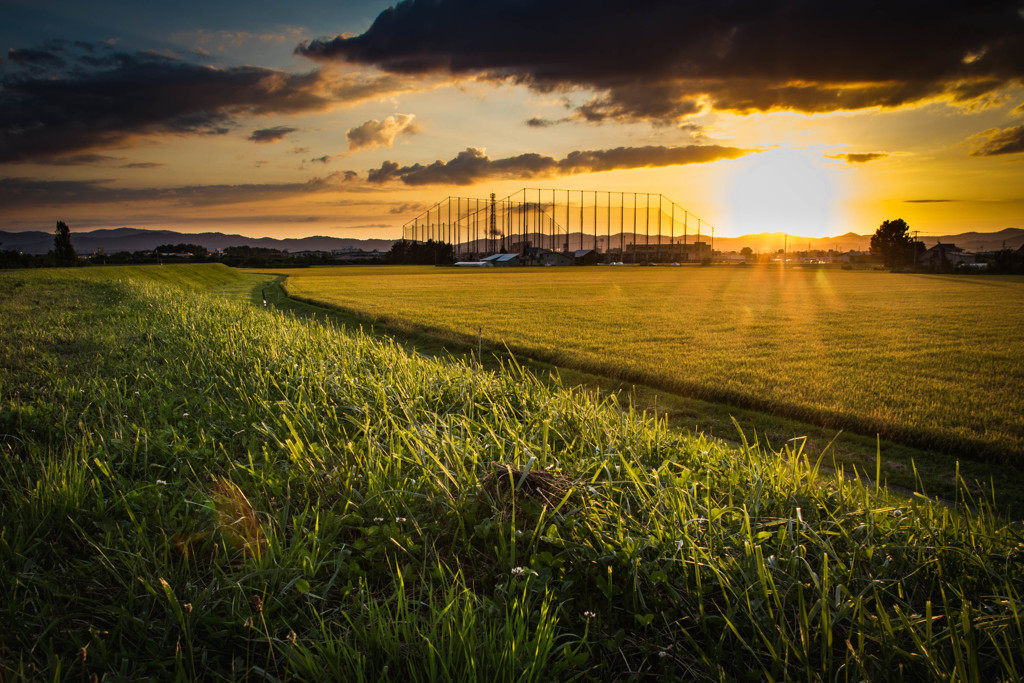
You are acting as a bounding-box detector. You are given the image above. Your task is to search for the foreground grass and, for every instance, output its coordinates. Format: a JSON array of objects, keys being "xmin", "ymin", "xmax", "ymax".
[
  {"xmin": 276, "ymin": 265, "xmax": 1024, "ymax": 464},
  {"xmin": 2, "ymin": 265, "xmax": 1023, "ymax": 680}
]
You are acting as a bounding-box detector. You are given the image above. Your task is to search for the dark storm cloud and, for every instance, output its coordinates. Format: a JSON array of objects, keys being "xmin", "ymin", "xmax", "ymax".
[
  {"xmin": 0, "ymin": 172, "xmax": 356, "ymax": 208},
  {"xmin": 826, "ymin": 152, "xmax": 890, "ymax": 164},
  {"xmin": 367, "ymin": 144, "xmax": 752, "ymax": 185},
  {"xmin": 249, "ymin": 126, "xmax": 299, "ymax": 143},
  {"xmin": 0, "ymin": 41, "xmax": 333, "ymax": 162},
  {"xmin": 32, "ymin": 153, "xmax": 122, "ymax": 166},
  {"xmin": 969, "ymin": 124, "xmax": 1024, "ymax": 156},
  {"xmin": 296, "ymin": 0, "xmax": 1024, "ymax": 122}
]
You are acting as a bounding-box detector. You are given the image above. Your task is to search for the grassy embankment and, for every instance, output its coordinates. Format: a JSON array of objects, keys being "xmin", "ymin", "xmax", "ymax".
[
  {"xmin": 274, "ymin": 265, "xmax": 1024, "ymax": 505},
  {"xmin": 2, "ymin": 264, "xmax": 1022, "ymax": 680}
]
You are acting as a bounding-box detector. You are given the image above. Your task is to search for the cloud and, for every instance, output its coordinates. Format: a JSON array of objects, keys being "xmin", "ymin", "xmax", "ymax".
[
  {"xmin": 969, "ymin": 124, "xmax": 1024, "ymax": 156},
  {"xmin": 296, "ymin": 1, "xmax": 1024, "ymax": 122},
  {"xmin": 120, "ymin": 162, "xmax": 166, "ymax": 169},
  {"xmin": 346, "ymin": 114, "xmax": 419, "ymax": 152},
  {"xmin": 0, "ymin": 42, "xmax": 335, "ymax": 162},
  {"xmin": 0, "ymin": 41, "xmax": 426, "ymax": 163},
  {"xmin": 0, "ymin": 172, "xmax": 358, "ymax": 208},
  {"xmin": 31, "ymin": 153, "xmax": 121, "ymax": 166},
  {"xmin": 904, "ymin": 199, "xmax": 956, "ymax": 203},
  {"xmin": 389, "ymin": 201, "xmax": 428, "ymax": 214},
  {"xmin": 526, "ymin": 116, "xmax": 572, "ymax": 128},
  {"xmin": 367, "ymin": 144, "xmax": 752, "ymax": 185},
  {"xmin": 826, "ymin": 152, "xmax": 890, "ymax": 164},
  {"xmin": 249, "ymin": 126, "xmax": 299, "ymax": 143}
]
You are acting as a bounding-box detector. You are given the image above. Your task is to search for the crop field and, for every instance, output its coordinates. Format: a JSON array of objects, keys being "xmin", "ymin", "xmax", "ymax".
[
  {"xmin": 279, "ymin": 265, "xmax": 1024, "ymax": 463},
  {"xmin": 2, "ymin": 264, "xmax": 1023, "ymax": 680}
]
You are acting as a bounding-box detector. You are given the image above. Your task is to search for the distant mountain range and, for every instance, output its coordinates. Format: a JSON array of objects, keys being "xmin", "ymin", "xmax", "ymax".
[
  {"xmin": 0, "ymin": 227, "xmax": 395, "ymax": 255},
  {"xmin": 1, "ymin": 226, "xmax": 1020, "ymax": 256}
]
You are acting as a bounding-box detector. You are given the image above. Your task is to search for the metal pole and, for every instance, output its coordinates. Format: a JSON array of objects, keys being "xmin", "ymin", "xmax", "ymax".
[
  {"xmin": 671, "ymin": 201, "xmax": 675, "ymax": 261},
  {"xmin": 684, "ymin": 211, "xmax": 688, "ymax": 262},
  {"xmin": 606, "ymin": 191, "xmax": 611, "ymax": 258},
  {"xmin": 577, "ymin": 190, "xmax": 582, "ymax": 252},
  {"xmin": 619, "ymin": 192, "xmax": 624, "ymax": 261},
  {"xmin": 645, "ymin": 194, "xmax": 650, "ymax": 263},
  {"xmin": 565, "ymin": 189, "xmax": 570, "ymax": 253},
  {"xmin": 657, "ymin": 194, "xmax": 662, "ymax": 261},
  {"xmin": 632, "ymin": 193, "xmax": 637, "ymax": 264}
]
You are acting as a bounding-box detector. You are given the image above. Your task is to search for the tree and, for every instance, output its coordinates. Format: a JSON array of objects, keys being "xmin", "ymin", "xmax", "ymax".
[
  {"xmin": 53, "ymin": 220, "xmax": 77, "ymax": 266},
  {"xmin": 386, "ymin": 239, "xmax": 454, "ymax": 265},
  {"xmin": 870, "ymin": 218, "xmax": 916, "ymax": 268},
  {"xmin": 155, "ymin": 243, "xmax": 208, "ymax": 256}
]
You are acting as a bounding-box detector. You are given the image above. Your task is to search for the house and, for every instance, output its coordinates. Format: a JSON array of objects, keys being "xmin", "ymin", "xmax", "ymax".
[
  {"xmin": 481, "ymin": 253, "xmax": 521, "ymax": 267},
  {"xmin": 573, "ymin": 249, "xmax": 601, "ymax": 265},
  {"xmin": 920, "ymin": 242, "xmax": 972, "ymax": 268},
  {"xmin": 521, "ymin": 247, "xmax": 573, "ymax": 266}
]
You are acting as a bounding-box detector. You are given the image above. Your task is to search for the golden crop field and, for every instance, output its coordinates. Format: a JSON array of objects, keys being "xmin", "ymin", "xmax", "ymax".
[{"xmin": 280, "ymin": 265, "xmax": 1024, "ymax": 461}]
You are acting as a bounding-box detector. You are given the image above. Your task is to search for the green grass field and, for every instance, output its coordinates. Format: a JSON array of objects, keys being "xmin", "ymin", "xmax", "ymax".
[
  {"xmin": 278, "ymin": 265, "xmax": 1024, "ymax": 463},
  {"xmin": 2, "ymin": 264, "xmax": 1023, "ymax": 680}
]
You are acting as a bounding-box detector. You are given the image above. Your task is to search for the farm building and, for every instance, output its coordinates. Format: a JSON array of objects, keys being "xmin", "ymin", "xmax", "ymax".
[
  {"xmin": 481, "ymin": 253, "xmax": 521, "ymax": 267},
  {"xmin": 921, "ymin": 243, "xmax": 973, "ymax": 268},
  {"xmin": 522, "ymin": 247, "xmax": 573, "ymax": 266}
]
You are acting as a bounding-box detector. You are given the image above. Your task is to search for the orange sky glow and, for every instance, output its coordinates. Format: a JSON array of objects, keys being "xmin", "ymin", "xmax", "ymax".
[{"xmin": 2, "ymin": 1, "xmax": 1022, "ymax": 242}]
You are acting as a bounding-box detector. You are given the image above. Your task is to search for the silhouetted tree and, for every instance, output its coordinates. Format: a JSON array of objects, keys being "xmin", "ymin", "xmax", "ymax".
[
  {"xmin": 155, "ymin": 243, "xmax": 208, "ymax": 256},
  {"xmin": 870, "ymin": 219, "xmax": 918, "ymax": 268},
  {"xmin": 53, "ymin": 220, "xmax": 77, "ymax": 266},
  {"xmin": 386, "ymin": 239, "xmax": 454, "ymax": 265}
]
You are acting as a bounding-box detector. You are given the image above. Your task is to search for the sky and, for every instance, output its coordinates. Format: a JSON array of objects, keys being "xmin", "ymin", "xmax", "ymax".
[{"xmin": 1, "ymin": 0, "xmax": 1023, "ymax": 242}]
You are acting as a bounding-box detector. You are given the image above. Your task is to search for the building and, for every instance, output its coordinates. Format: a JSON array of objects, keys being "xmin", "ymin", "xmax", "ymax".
[
  {"xmin": 481, "ymin": 253, "xmax": 521, "ymax": 267},
  {"xmin": 573, "ymin": 249, "xmax": 601, "ymax": 265},
  {"xmin": 921, "ymin": 243, "xmax": 972, "ymax": 268},
  {"xmin": 521, "ymin": 247, "xmax": 573, "ymax": 266}
]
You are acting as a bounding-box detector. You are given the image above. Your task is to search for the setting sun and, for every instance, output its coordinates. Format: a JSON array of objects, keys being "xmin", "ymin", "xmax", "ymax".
[{"xmin": 725, "ymin": 149, "xmax": 843, "ymax": 237}]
